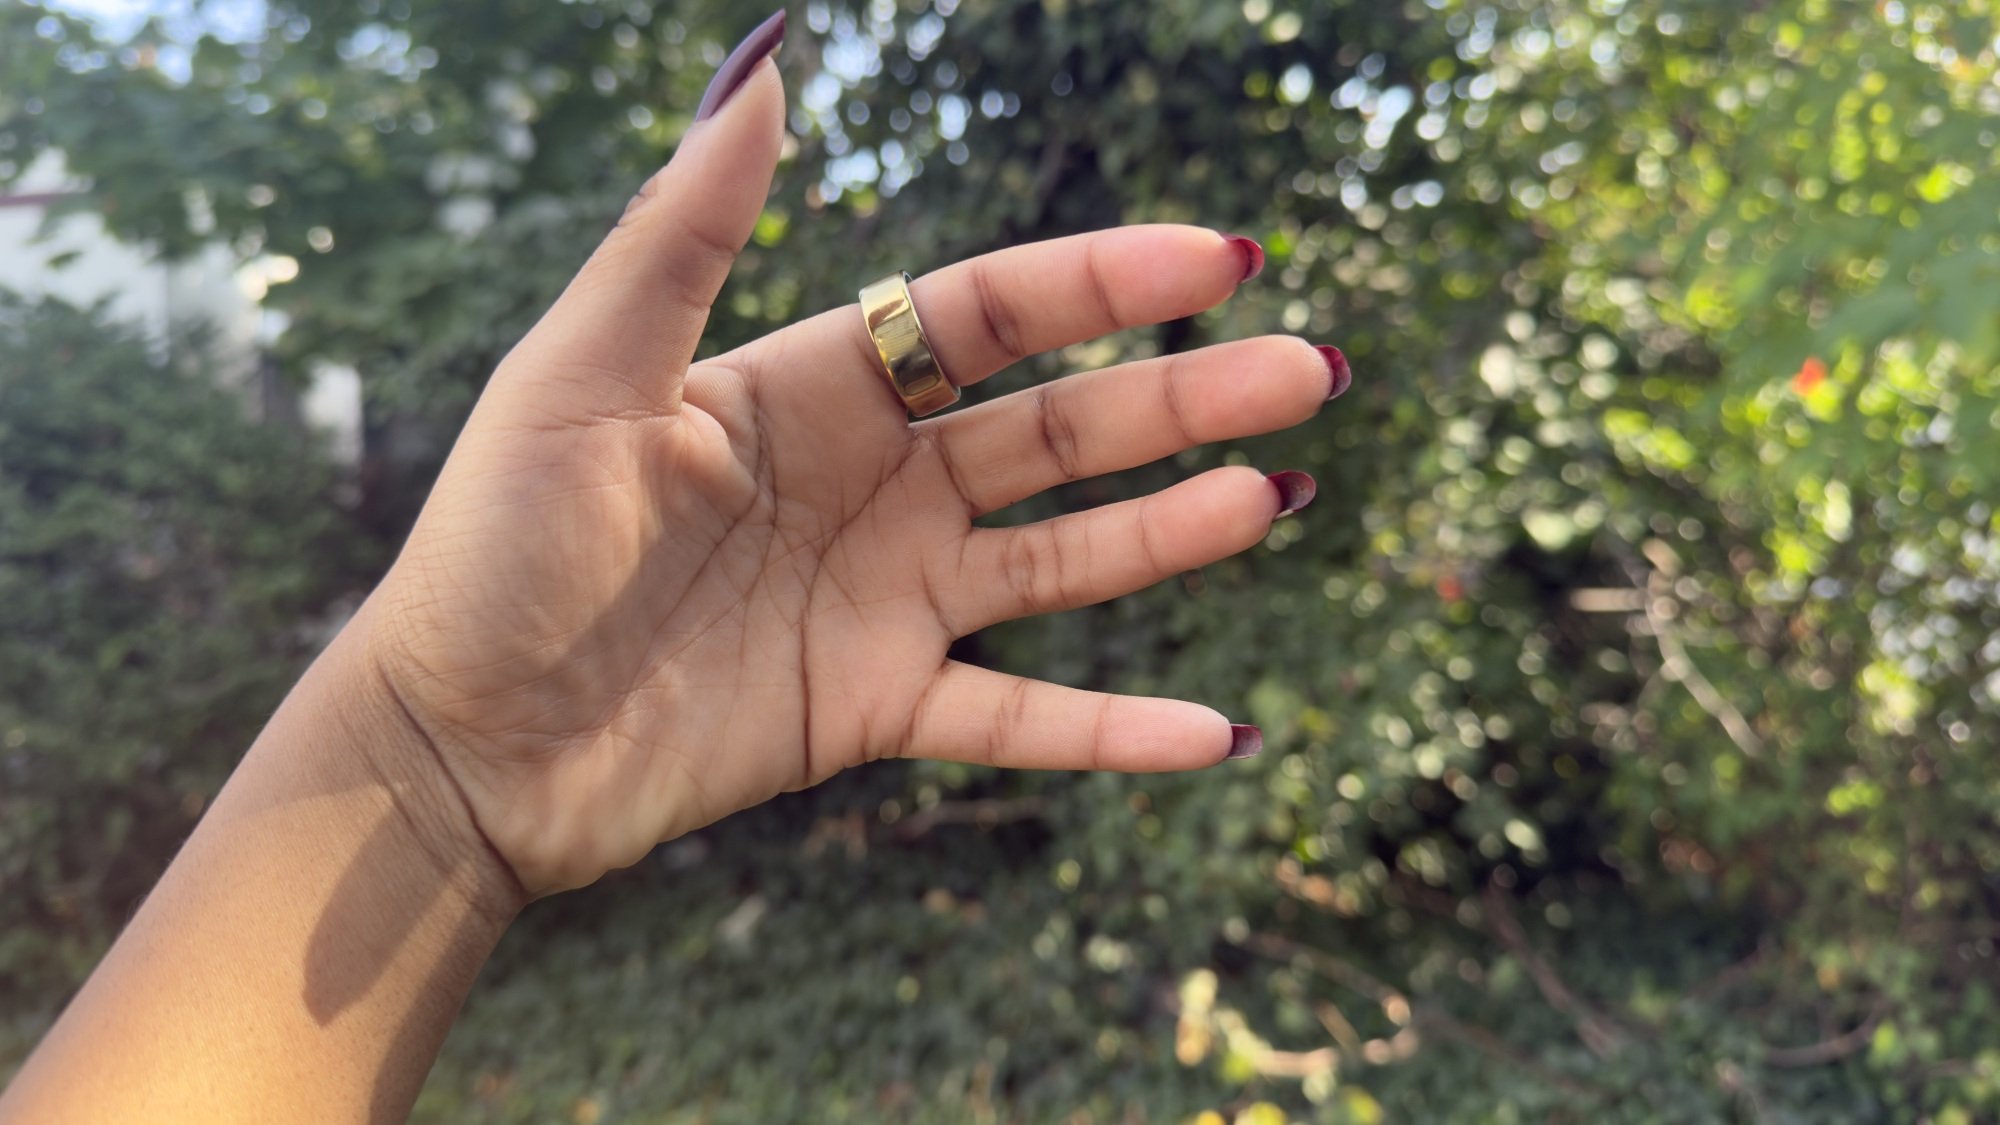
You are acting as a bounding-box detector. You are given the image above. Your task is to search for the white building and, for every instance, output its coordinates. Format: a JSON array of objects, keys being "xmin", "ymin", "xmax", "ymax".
[{"xmin": 0, "ymin": 150, "xmax": 363, "ymax": 463}]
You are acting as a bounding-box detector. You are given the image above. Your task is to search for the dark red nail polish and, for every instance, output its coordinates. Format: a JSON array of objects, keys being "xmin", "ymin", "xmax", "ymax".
[
  {"xmin": 1267, "ymin": 470, "xmax": 1316, "ymax": 518},
  {"xmin": 1226, "ymin": 724, "xmax": 1263, "ymax": 760},
  {"xmin": 1223, "ymin": 234, "xmax": 1264, "ymax": 282},
  {"xmin": 1317, "ymin": 345, "xmax": 1351, "ymax": 401},
  {"xmin": 695, "ymin": 10, "xmax": 786, "ymax": 123}
]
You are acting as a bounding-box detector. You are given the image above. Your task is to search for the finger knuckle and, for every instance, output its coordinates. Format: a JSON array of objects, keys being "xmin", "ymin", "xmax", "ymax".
[
  {"xmin": 1001, "ymin": 530, "xmax": 1054, "ymax": 609},
  {"xmin": 1157, "ymin": 352, "xmax": 1202, "ymax": 446},
  {"xmin": 968, "ymin": 261, "xmax": 1027, "ymax": 361},
  {"xmin": 1131, "ymin": 502, "xmax": 1171, "ymax": 576},
  {"xmin": 1031, "ymin": 386, "xmax": 1085, "ymax": 481},
  {"xmin": 668, "ymin": 209, "xmax": 744, "ymax": 269},
  {"xmin": 1080, "ymin": 242, "xmax": 1121, "ymax": 330},
  {"xmin": 996, "ymin": 677, "xmax": 1035, "ymax": 766},
  {"xmin": 616, "ymin": 170, "xmax": 667, "ymax": 231}
]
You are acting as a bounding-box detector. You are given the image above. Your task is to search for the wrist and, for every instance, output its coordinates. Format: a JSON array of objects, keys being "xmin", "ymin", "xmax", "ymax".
[
  {"xmin": 2, "ymin": 596, "xmax": 531, "ymax": 1124},
  {"xmin": 311, "ymin": 602, "xmax": 531, "ymax": 923}
]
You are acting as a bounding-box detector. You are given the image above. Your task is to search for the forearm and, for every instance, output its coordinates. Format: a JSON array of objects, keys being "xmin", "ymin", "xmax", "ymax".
[{"xmin": 0, "ymin": 604, "xmax": 525, "ymax": 1123}]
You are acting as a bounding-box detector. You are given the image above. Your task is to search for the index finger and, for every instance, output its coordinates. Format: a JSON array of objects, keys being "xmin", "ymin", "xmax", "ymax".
[{"xmin": 878, "ymin": 225, "xmax": 1262, "ymax": 389}]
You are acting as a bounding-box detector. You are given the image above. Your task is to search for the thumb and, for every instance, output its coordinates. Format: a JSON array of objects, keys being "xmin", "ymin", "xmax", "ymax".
[{"xmin": 513, "ymin": 10, "xmax": 787, "ymax": 414}]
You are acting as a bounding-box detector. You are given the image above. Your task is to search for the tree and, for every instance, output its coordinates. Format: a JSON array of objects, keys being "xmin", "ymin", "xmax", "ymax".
[
  {"xmin": 6, "ymin": 0, "xmax": 2000, "ymax": 1118},
  {"xmin": 0, "ymin": 296, "xmax": 358, "ymax": 994}
]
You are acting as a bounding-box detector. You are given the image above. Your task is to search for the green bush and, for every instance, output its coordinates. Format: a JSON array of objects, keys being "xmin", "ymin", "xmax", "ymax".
[
  {"xmin": 0, "ymin": 297, "xmax": 357, "ymax": 995},
  {"xmin": 6, "ymin": 0, "xmax": 2000, "ymax": 1119}
]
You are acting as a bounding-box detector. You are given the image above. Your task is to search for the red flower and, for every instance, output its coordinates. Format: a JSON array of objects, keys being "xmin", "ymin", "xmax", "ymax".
[{"xmin": 1792, "ymin": 356, "xmax": 1827, "ymax": 394}]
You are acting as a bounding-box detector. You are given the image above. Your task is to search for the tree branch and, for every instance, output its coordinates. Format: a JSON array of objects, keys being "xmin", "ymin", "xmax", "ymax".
[
  {"xmin": 1617, "ymin": 543, "xmax": 1765, "ymax": 758},
  {"xmin": 1761, "ymin": 1002, "xmax": 1885, "ymax": 1068},
  {"xmin": 890, "ymin": 797, "xmax": 1046, "ymax": 841},
  {"xmin": 1481, "ymin": 883, "xmax": 1635, "ymax": 1059},
  {"xmin": 1245, "ymin": 932, "xmax": 1608, "ymax": 1099},
  {"xmin": 1678, "ymin": 939, "xmax": 1772, "ymax": 1009}
]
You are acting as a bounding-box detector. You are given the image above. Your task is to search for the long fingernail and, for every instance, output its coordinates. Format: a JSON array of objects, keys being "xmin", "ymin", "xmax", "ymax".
[
  {"xmin": 1267, "ymin": 470, "xmax": 1316, "ymax": 518},
  {"xmin": 695, "ymin": 10, "xmax": 787, "ymax": 123},
  {"xmin": 1223, "ymin": 234, "xmax": 1264, "ymax": 282},
  {"xmin": 1225, "ymin": 724, "xmax": 1263, "ymax": 760},
  {"xmin": 1317, "ymin": 345, "xmax": 1351, "ymax": 400}
]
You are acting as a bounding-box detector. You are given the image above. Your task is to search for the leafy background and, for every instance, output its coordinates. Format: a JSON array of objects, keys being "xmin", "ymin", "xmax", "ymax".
[{"xmin": 5, "ymin": 0, "xmax": 2000, "ymax": 1120}]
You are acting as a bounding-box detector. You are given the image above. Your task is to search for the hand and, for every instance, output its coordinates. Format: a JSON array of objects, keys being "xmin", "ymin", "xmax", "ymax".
[{"xmin": 361, "ymin": 43, "xmax": 1348, "ymax": 895}]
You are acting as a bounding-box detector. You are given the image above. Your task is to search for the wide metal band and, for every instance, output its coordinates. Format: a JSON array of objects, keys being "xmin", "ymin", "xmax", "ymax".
[{"xmin": 858, "ymin": 271, "xmax": 961, "ymax": 417}]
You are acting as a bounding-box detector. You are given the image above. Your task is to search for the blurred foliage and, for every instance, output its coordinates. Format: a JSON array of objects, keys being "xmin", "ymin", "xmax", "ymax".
[
  {"xmin": 0, "ymin": 297, "xmax": 358, "ymax": 989},
  {"xmin": 6, "ymin": 0, "xmax": 2000, "ymax": 1120}
]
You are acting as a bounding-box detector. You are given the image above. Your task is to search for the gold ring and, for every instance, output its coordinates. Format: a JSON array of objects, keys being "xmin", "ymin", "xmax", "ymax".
[{"xmin": 859, "ymin": 272, "xmax": 960, "ymax": 417}]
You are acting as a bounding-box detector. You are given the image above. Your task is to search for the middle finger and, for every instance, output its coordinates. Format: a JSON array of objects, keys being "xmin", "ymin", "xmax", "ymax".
[{"xmin": 916, "ymin": 334, "xmax": 1348, "ymax": 516}]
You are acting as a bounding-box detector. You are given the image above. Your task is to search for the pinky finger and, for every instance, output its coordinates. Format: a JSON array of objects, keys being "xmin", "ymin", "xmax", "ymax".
[{"xmin": 900, "ymin": 661, "xmax": 1260, "ymax": 772}]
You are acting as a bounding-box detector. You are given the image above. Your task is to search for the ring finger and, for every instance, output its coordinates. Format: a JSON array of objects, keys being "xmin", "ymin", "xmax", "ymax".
[{"xmin": 938, "ymin": 465, "xmax": 1306, "ymax": 635}]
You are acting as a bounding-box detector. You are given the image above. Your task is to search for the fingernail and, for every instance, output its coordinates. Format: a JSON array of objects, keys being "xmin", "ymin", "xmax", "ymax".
[
  {"xmin": 695, "ymin": 10, "xmax": 787, "ymax": 123},
  {"xmin": 1267, "ymin": 470, "xmax": 1316, "ymax": 518},
  {"xmin": 1226, "ymin": 724, "xmax": 1263, "ymax": 760},
  {"xmin": 1223, "ymin": 234, "xmax": 1264, "ymax": 282},
  {"xmin": 1317, "ymin": 345, "xmax": 1351, "ymax": 401}
]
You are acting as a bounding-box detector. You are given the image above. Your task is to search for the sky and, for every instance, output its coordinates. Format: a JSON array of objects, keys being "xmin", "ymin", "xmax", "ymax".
[{"xmin": 46, "ymin": 0, "xmax": 266, "ymax": 44}]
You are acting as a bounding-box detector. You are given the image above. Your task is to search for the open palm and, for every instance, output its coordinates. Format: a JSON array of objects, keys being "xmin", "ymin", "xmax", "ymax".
[{"xmin": 365, "ymin": 58, "xmax": 1345, "ymax": 895}]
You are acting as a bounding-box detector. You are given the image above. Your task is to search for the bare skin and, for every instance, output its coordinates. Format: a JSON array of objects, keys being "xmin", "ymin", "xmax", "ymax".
[{"xmin": 0, "ymin": 54, "xmax": 1342, "ymax": 1122}]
